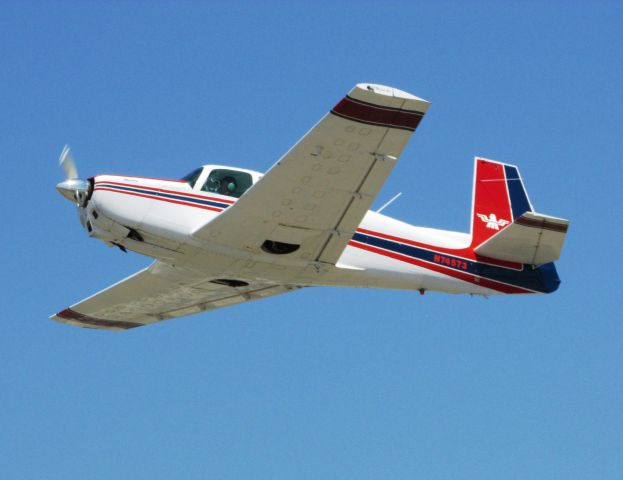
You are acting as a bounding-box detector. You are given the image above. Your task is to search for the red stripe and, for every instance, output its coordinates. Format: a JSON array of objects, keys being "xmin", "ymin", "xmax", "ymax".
[
  {"xmin": 95, "ymin": 180, "xmax": 235, "ymax": 204},
  {"xmin": 331, "ymin": 96, "xmax": 424, "ymax": 131},
  {"xmin": 356, "ymin": 227, "xmax": 522, "ymax": 271},
  {"xmin": 348, "ymin": 240, "xmax": 532, "ymax": 294},
  {"xmin": 471, "ymin": 159, "xmax": 514, "ymax": 246},
  {"xmin": 94, "ymin": 187, "xmax": 224, "ymax": 212},
  {"xmin": 57, "ymin": 308, "xmax": 142, "ymax": 329},
  {"xmin": 95, "ymin": 174, "xmax": 187, "ymax": 183}
]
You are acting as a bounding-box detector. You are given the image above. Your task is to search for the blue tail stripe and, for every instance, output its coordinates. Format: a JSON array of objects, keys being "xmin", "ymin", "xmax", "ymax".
[
  {"xmin": 504, "ymin": 165, "xmax": 531, "ymax": 220},
  {"xmin": 352, "ymin": 232, "xmax": 559, "ymax": 293}
]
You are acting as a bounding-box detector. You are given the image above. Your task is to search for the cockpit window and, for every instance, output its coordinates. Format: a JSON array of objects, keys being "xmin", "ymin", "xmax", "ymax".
[
  {"xmin": 200, "ymin": 168, "xmax": 253, "ymax": 198},
  {"xmin": 181, "ymin": 168, "xmax": 203, "ymax": 188}
]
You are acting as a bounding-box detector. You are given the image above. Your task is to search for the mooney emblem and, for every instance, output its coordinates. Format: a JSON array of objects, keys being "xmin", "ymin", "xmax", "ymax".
[{"xmin": 477, "ymin": 213, "xmax": 510, "ymax": 230}]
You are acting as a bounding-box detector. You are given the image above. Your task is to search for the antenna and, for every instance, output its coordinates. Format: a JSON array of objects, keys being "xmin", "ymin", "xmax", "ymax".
[{"xmin": 376, "ymin": 192, "xmax": 402, "ymax": 214}]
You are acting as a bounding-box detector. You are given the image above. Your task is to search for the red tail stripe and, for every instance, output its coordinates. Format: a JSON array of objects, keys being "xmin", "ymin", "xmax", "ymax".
[
  {"xmin": 348, "ymin": 240, "xmax": 532, "ymax": 294},
  {"xmin": 471, "ymin": 159, "xmax": 513, "ymax": 247},
  {"xmin": 356, "ymin": 227, "xmax": 522, "ymax": 270}
]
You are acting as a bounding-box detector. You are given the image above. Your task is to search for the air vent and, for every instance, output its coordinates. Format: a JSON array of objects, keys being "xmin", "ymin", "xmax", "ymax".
[
  {"xmin": 127, "ymin": 228, "xmax": 144, "ymax": 242},
  {"xmin": 261, "ymin": 240, "xmax": 300, "ymax": 255},
  {"xmin": 209, "ymin": 279, "xmax": 249, "ymax": 288}
]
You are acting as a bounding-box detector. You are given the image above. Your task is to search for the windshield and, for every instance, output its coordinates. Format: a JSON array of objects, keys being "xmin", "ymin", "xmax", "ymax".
[{"xmin": 180, "ymin": 167, "xmax": 203, "ymax": 188}]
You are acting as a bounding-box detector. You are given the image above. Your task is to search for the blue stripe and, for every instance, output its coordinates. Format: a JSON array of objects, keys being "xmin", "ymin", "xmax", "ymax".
[
  {"xmin": 97, "ymin": 184, "xmax": 231, "ymax": 209},
  {"xmin": 353, "ymin": 232, "xmax": 558, "ymax": 293},
  {"xmin": 504, "ymin": 165, "xmax": 532, "ymax": 220}
]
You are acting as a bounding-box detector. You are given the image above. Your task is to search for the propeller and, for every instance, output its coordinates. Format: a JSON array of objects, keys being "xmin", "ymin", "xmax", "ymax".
[
  {"xmin": 59, "ymin": 144, "xmax": 78, "ymax": 180},
  {"xmin": 56, "ymin": 145, "xmax": 91, "ymax": 205}
]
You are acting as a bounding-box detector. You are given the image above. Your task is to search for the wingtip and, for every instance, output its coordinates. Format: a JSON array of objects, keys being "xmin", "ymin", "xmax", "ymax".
[
  {"xmin": 355, "ymin": 83, "xmax": 428, "ymax": 102},
  {"xmin": 351, "ymin": 83, "xmax": 430, "ymax": 113}
]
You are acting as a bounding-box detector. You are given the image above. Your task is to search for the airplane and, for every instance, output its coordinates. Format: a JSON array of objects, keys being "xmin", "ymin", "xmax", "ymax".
[{"xmin": 52, "ymin": 83, "xmax": 569, "ymax": 331}]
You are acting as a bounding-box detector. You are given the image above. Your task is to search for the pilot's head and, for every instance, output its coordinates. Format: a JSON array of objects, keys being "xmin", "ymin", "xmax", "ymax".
[{"xmin": 220, "ymin": 176, "xmax": 237, "ymax": 195}]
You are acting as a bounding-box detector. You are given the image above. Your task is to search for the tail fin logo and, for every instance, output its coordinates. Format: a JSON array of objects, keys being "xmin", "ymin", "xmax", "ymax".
[{"xmin": 477, "ymin": 213, "xmax": 510, "ymax": 231}]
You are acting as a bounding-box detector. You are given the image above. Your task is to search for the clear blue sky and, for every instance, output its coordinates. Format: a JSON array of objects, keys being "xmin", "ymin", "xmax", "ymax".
[{"xmin": 1, "ymin": 2, "xmax": 621, "ymax": 478}]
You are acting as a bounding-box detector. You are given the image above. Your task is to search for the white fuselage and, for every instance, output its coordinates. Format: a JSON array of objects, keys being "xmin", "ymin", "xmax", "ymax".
[{"xmin": 82, "ymin": 171, "xmax": 514, "ymax": 297}]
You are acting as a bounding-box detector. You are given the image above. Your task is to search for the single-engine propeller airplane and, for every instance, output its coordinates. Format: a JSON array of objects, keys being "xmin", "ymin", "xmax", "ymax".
[{"xmin": 52, "ymin": 83, "xmax": 569, "ymax": 331}]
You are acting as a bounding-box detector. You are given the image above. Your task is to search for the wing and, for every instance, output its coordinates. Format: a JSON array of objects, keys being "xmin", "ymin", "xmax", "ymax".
[
  {"xmin": 50, "ymin": 261, "xmax": 298, "ymax": 331},
  {"xmin": 195, "ymin": 83, "xmax": 429, "ymax": 266}
]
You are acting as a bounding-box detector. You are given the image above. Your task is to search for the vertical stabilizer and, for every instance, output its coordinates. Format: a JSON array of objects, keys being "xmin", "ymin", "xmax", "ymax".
[{"xmin": 470, "ymin": 158, "xmax": 533, "ymax": 247}]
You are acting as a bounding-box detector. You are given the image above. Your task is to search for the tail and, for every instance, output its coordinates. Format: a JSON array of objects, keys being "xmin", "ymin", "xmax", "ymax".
[{"xmin": 470, "ymin": 157, "xmax": 569, "ymax": 266}]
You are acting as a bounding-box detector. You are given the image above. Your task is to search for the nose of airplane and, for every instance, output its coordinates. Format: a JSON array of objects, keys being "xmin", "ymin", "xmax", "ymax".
[{"xmin": 56, "ymin": 178, "xmax": 90, "ymax": 204}]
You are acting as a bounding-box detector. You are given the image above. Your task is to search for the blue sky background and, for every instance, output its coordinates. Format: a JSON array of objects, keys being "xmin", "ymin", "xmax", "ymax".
[{"xmin": 1, "ymin": 1, "xmax": 621, "ymax": 478}]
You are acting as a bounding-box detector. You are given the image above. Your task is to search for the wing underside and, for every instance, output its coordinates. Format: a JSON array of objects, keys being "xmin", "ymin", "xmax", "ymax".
[{"xmin": 51, "ymin": 261, "xmax": 298, "ymax": 331}]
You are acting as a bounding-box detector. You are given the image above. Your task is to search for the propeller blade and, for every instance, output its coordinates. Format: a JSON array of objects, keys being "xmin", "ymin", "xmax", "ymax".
[
  {"xmin": 59, "ymin": 145, "xmax": 78, "ymax": 180},
  {"xmin": 56, "ymin": 145, "xmax": 90, "ymax": 205}
]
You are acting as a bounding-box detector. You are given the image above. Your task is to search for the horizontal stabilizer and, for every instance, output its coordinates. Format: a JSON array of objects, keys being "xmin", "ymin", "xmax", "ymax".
[{"xmin": 474, "ymin": 212, "xmax": 569, "ymax": 265}]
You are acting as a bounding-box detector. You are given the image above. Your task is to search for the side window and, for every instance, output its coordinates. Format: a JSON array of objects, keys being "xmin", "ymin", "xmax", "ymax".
[
  {"xmin": 201, "ymin": 169, "xmax": 253, "ymax": 198},
  {"xmin": 180, "ymin": 168, "xmax": 203, "ymax": 188}
]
